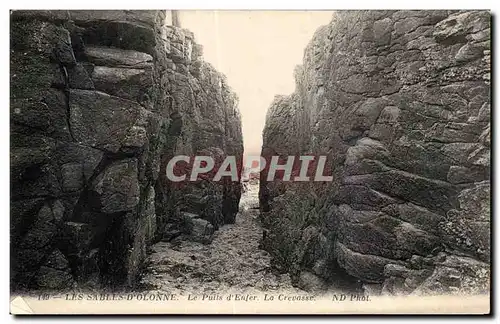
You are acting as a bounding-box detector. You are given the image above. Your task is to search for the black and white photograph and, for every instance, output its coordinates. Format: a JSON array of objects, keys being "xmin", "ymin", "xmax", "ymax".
[{"xmin": 6, "ymin": 5, "xmax": 493, "ymax": 316}]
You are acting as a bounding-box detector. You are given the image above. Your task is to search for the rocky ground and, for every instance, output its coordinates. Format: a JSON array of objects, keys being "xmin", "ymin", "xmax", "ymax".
[{"xmin": 140, "ymin": 181, "xmax": 302, "ymax": 295}]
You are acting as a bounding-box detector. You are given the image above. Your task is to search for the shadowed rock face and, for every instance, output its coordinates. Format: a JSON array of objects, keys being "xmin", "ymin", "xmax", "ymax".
[
  {"xmin": 10, "ymin": 10, "xmax": 243, "ymax": 290},
  {"xmin": 260, "ymin": 10, "xmax": 490, "ymax": 295}
]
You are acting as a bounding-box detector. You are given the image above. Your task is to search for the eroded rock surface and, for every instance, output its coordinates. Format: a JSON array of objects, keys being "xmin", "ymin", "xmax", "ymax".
[
  {"xmin": 260, "ymin": 10, "xmax": 490, "ymax": 295},
  {"xmin": 11, "ymin": 10, "xmax": 243, "ymax": 290}
]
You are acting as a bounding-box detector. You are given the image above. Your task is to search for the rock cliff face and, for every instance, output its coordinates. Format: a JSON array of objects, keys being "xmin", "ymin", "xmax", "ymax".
[
  {"xmin": 260, "ymin": 10, "xmax": 490, "ymax": 295},
  {"xmin": 10, "ymin": 10, "xmax": 243, "ymax": 290}
]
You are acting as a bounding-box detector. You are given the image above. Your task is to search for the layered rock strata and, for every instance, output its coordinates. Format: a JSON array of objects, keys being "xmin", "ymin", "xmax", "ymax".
[
  {"xmin": 10, "ymin": 10, "xmax": 243, "ymax": 290},
  {"xmin": 260, "ymin": 10, "xmax": 490, "ymax": 295}
]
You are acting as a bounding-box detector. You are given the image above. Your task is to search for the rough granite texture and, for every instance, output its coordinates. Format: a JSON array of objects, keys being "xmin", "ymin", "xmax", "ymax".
[
  {"xmin": 10, "ymin": 10, "xmax": 243, "ymax": 290},
  {"xmin": 259, "ymin": 10, "xmax": 490, "ymax": 295}
]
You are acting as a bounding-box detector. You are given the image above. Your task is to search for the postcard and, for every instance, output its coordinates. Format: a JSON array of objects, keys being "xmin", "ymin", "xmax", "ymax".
[{"xmin": 9, "ymin": 9, "xmax": 491, "ymax": 315}]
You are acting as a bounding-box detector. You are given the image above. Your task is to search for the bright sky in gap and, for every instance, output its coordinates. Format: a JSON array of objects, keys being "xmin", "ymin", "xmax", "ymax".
[{"xmin": 178, "ymin": 10, "xmax": 335, "ymax": 156}]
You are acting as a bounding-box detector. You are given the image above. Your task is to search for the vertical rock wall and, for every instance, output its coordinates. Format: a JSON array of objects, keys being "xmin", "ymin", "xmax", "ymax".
[
  {"xmin": 260, "ymin": 10, "xmax": 490, "ymax": 295},
  {"xmin": 10, "ymin": 10, "xmax": 243, "ymax": 290}
]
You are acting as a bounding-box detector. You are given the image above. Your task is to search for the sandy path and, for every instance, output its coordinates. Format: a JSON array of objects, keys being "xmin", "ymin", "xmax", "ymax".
[{"xmin": 140, "ymin": 182, "xmax": 301, "ymax": 295}]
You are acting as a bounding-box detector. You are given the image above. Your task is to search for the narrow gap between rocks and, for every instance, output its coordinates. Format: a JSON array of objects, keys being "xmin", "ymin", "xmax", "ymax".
[{"xmin": 139, "ymin": 180, "xmax": 302, "ymax": 294}]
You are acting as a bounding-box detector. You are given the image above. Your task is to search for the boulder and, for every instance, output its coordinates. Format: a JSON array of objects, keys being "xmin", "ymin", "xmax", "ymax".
[
  {"xmin": 69, "ymin": 89, "xmax": 145, "ymax": 153},
  {"xmin": 181, "ymin": 212, "xmax": 215, "ymax": 244},
  {"xmin": 84, "ymin": 46, "xmax": 153, "ymax": 68},
  {"xmin": 92, "ymin": 159, "xmax": 140, "ymax": 213}
]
